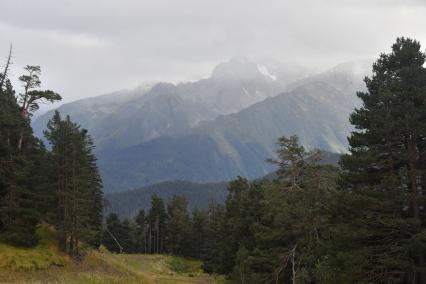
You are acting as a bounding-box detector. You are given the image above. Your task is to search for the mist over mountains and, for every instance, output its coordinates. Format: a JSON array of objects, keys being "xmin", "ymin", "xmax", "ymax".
[{"xmin": 33, "ymin": 57, "xmax": 370, "ymax": 193}]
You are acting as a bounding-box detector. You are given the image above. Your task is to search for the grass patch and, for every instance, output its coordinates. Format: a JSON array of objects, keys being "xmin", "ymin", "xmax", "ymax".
[
  {"xmin": 167, "ymin": 257, "xmax": 198, "ymax": 274},
  {"xmin": 168, "ymin": 257, "xmax": 191, "ymax": 273},
  {"xmin": 0, "ymin": 224, "xmax": 69, "ymax": 272},
  {"xmin": 0, "ymin": 225, "xmax": 223, "ymax": 283}
]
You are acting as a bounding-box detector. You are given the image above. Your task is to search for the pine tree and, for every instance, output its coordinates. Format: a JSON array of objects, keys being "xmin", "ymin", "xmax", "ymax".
[
  {"xmin": 135, "ymin": 208, "xmax": 147, "ymax": 253},
  {"xmin": 0, "ymin": 59, "xmax": 59, "ymax": 246},
  {"xmin": 17, "ymin": 65, "xmax": 61, "ymax": 150},
  {"xmin": 190, "ymin": 207, "xmax": 208, "ymax": 259},
  {"xmin": 146, "ymin": 194, "xmax": 167, "ymax": 254},
  {"xmin": 166, "ymin": 195, "xmax": 191, "ymax": 256},
  {"xmin": 44, "ymin": 112, "xmax": 103, "ymax": 256},
  {"xmin": 239, "ymin": 137, "xmax": 338, "ymax": 284},
  {"xmin": 202, "ymin": 201, "xmax": 227, "ymax": 273},
  {"xmin": 219, "ymin": 177, "xmax": 263, "ymax": 276},
  {"xmin": 325, "ymin": 37, "xmax": 426, "ymax": 283}
]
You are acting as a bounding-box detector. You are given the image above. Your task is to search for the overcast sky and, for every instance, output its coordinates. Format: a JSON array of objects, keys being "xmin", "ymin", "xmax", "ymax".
[{"xmin": 1, "ymin": 0, "xmax": 426, "ymax": 112}]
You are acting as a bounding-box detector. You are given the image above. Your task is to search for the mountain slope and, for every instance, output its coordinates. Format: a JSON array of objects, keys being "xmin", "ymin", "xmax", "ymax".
[
  {"xmin": 33, "ymin": 57, "xmax": 286, "ymax": 151},
  {"xmin": 99, "ymin": 81, "xmax": 353, "ymax": 192},
  {"xmin": 32, "ymin": 59, "xmax": 368, "ymax": 193}
]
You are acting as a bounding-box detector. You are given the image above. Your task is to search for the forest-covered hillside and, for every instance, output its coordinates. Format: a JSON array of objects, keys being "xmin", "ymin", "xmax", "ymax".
[
  {"xmin": 104, "ymin": 181, "xmax": 228, "ymax": 219},
  {"xmin": 104, "ymin": 152, "xmax": 340, "ymax": 219}
]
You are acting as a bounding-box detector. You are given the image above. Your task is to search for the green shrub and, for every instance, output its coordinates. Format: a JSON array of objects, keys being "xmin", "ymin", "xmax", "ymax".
[{"xmin": 167, "ymin": 257, "xmax": 192, "ymax": 273}]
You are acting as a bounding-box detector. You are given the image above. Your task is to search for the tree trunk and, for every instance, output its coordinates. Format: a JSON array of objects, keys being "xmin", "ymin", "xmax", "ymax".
[
  {"xmin": 292, "ymin": 245, "xmax": 297, "ymax": 284},
  {"xmin": 0, "ymin": 44, "xmax": 12, "ymax": 92},
  {"xmin": 148, "ymin": 225, "xmax": 152, "ymax": 254},
  {"xmin": 408, "ymin": 134, "xmax": 424, "ymax": 283}
]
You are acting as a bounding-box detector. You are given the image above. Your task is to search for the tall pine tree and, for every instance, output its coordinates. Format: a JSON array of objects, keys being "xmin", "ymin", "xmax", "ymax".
[
  {"xmin": 0, "ymin": 60, "xmax": 60, "ymax": 246},
  {"xmin": 44, "ymin": 111, "xmax": 103, "ymax": 255},
  {"xmin": 325, "ymin": 37, "xmax": 426, "ymax": 283}
]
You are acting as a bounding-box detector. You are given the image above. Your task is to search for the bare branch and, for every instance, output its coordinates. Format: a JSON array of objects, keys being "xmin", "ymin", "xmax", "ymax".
[{"xmin": 0, "ymin": 43, "xmax": 13, "ymax": 93}]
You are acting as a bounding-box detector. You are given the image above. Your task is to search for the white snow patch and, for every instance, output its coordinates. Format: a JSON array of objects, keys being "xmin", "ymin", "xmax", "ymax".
[
  {"xmin": 257, "ymin": 65, "xmax": 277, "ymax": 81},
  {"xmin": 242, "ymin": 87, "xmax": 249, "ymax": 96}
]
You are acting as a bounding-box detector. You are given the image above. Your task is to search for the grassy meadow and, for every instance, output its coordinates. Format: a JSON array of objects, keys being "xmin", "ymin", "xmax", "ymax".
[{"xmin": 0, "ymin": 225, "xmax": 224, "ymax": 284}]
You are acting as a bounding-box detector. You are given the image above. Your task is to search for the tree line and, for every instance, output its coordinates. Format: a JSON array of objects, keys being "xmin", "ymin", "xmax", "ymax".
[
  {"xmin": 103, "ymin": 194, "xmax": 223, "ymax": 258},
  {"xmin": 0, "ymin": 49, "xmax": 103, "ymax": 257},
  {"xmin": 103, "ymin": 38, "xmax": 426, "ymax": 283}
]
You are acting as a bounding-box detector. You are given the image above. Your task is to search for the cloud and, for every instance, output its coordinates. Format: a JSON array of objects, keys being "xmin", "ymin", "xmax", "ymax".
[{"xmin": 1, "ymin": 0, "xmax": 426, "ymax": 109}]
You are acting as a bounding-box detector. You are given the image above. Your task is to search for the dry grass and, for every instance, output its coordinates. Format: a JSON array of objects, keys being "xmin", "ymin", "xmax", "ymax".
[
  {"xmin": 0, "ymin": 225, "xmax": 224, "ymax": 284},
  {"xmin": 109, "ymin": 254, "xmax": 225, "ymax": 284}
]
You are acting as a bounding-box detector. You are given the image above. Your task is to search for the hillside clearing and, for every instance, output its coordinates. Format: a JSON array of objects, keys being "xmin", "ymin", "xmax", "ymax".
[{"xmin": 0, "ymin": 225, "xmax": 224, "ymax": 284}]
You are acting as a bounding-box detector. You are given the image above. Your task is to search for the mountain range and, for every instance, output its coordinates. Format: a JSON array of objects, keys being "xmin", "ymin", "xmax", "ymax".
[{"xmin": 33, "ymin": 57, "xmax": 370, "ymax": 193}]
